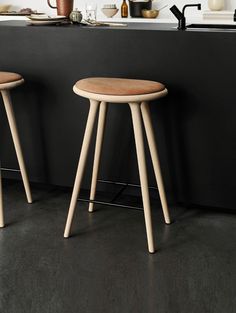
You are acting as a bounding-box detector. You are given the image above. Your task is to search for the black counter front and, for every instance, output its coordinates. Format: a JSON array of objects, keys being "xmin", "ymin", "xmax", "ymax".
[{"xmin": 0, "ymin": 21, "xmax": 236, "ymax": 210}]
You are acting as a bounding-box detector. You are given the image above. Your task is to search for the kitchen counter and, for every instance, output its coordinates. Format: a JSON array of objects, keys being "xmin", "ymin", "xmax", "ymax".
[
  {"xmin": 0, "ymin": 19, "xmax": 175, "ymax": 29},
  {"xmin": 1, "ymin": 19, "xmax": 236, "ymax": 30},
  {"xmin": 0, "ymin": 20, "xmax": 236, "ymax": 209},
  {"xmin": 0, "ymin": 20, "xmax": 177, "ymax": 30},
  {"xmin": 2, "ymin": 19, "xmax": 236, "ymax": 32}
]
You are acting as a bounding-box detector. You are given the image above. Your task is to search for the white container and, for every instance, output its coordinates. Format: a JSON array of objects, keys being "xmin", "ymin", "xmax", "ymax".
[
  {"xmin": 101, "ymin": 7, "xmax": 119, "ymax": 18},
  {"xmin": 208, "ymin": 0, "xmax": 224, "ymax": 11}
]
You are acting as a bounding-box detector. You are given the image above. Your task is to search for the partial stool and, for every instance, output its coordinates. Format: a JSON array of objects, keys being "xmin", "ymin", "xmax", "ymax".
[
  {"xmin": 64, "ymin": 77, "xmax": 171, "ymax": 253},
  {"xmin": 0, "ymin": 72, "xmax": 32, "ymax": 228}
]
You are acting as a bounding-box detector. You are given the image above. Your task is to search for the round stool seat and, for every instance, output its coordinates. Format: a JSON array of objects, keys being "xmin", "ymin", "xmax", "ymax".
[
  {"xmin": 74, "ymin": 77, "xmax": 167, "ymax": 103},
  {"xmin": 0, "ymin": 72, "xmax": 24, "ymax": 90}
]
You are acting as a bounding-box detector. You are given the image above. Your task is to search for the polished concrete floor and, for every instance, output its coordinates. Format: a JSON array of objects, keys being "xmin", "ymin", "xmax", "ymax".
[{"xmin": 0, "ymin": 180, "xmax": 235, "ymax": 313}]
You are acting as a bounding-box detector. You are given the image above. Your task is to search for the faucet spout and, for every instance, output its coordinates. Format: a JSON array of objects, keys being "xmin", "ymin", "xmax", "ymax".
[
  {"xmin": 170, "ymin": 3, "xmax": 201, "ymax": 30},
  {"xmin": 182, "ymin": 3, "xmax": 201, "ymax": 16}
]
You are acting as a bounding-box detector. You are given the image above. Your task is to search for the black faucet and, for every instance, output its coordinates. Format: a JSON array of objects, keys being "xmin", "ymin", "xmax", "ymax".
[{"xmin": 170, "ymin": 4, "xmax": 201, "ymax": 30}]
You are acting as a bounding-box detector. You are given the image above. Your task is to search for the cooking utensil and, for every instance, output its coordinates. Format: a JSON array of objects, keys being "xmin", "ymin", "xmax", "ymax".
[{"xmin": 83, "ymin": 20, "xmax": 127, "ymax": 26}]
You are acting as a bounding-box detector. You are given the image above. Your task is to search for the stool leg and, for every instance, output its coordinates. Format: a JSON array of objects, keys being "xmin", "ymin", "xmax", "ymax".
[
  {"xmin": 0, "ymin": 168, "xmax": 4, "ymax": 228},
  {"xmin": 129, "ymin": 102, "xmax": 155, "ymax": 253},
  {"xmin": 88, "ymin": 101, "xmax": 107, "ymax": 213},
  {"xmin": 64, "ymin": 100, "xmax": 99, "ymax": 238},
  {"xmin": 1, "ymin": 90, "xmax": 32, "ymax": 204},
  {"xmin": 141, "ymin": 101, "xmax": 171, "ymax": 224}
]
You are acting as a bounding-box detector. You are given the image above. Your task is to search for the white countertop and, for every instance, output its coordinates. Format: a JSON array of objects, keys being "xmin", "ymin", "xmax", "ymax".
[{"xmin": 0, "ymin": 15, "xmax": 235, "ymax": 26}]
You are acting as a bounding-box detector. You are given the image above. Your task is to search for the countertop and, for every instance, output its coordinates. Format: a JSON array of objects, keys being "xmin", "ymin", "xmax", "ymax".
[
  {"xmin": 1, "ymin": 19, "xmax": 236, "ymax": 33},
  {"xmin": 0, "ymin": 20, "xmax": 176, "ymax": 30}
]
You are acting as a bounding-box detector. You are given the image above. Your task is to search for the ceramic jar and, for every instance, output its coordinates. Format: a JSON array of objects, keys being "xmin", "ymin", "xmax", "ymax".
[
  {"xmin": 69, "ymin": 9, "xmax": 83, "ymax": 23},
  {"xmin": 208, "ymin": 0, "xmax": 224, "ymax": 11}
]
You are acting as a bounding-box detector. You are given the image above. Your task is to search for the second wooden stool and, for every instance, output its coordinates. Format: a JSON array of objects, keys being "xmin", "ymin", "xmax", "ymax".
[{"xmin": 64, "ymin": 77, "xmax": 171, "ymax": 253}]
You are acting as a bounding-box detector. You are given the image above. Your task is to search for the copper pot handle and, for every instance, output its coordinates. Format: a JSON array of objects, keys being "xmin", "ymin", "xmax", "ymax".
[{"xmin": 47, "ymin": 0, "xmax": 57, "ymax": 9}]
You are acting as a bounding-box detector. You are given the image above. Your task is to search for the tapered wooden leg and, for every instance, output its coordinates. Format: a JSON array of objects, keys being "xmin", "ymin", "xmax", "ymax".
[
  {"xmin": 89, "ymin": 101, "xmax": 107, "ymax": 213},
  {"xmin": 129, "ymin": 102, "xmax": 155, "ymax": 253},
  {"xmin": 141, "ymin": 101, "xmax": 171, "ymax": 224},
  {"xmin": 0, "ymin": 168, "xmax": 4, "ymax": 228},
  {"xmin": 1, "ymin": 90, "xmax": 32, "ymax": 204},
  {"xmin": 64, "ymin": 100, "xmax": 99, "ymax": 238}
]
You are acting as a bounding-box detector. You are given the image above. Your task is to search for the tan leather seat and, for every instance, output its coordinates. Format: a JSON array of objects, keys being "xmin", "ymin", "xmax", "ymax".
[
  {"xmin": 75, "ymin": 77, "xmax": 165, "ymax": 96},
  {"xmin": 0, "ymin": 72, "xmax": 22, "ymax": 85}
]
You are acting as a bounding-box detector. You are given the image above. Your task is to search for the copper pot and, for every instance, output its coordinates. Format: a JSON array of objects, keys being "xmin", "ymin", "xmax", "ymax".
[{"xmin": 47, "ymin": 0, "xmax": 74, "ymax": 17}]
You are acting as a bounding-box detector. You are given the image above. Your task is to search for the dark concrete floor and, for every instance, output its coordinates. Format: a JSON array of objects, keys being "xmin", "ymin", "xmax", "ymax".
[{"xmin": 0, "ymin": 180, "xmax": 235, "ymax": 313}]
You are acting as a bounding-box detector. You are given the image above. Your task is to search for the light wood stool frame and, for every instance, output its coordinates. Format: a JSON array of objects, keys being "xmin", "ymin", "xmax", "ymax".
[
  {"xmin": 64, "ymin": 86, "xmax": 171, "ymax": 253},
  {"xmin": 0, "ymin": 79, "xmax": 32, "ymax": 228}
]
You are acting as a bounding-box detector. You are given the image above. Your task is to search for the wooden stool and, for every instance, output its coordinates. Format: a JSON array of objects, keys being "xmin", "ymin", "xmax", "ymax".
[
  {"xmin": 64, "ymin": 77, "xmax": 171, "ymax": 253},
  {"xmin": 0, "ymin": 72, "xmax": 32, "ymax": 228}
]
